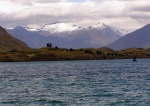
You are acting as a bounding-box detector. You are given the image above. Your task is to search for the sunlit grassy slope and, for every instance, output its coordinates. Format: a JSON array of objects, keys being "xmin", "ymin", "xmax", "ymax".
[{"xmin": 0, "ymin": 26, "xmax": 29, "ymax": 52}]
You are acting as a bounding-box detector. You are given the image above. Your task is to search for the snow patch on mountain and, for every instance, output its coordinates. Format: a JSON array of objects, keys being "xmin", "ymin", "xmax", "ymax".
[
  {"xmin": 91, "ymin": 22, "xmax": 108, "ymax": 29},
  {"xmin": 25, "ymin": 27, "xmax": 39, "ymax": 32},
  {"xmin": 39, "ymin": 23, "xmax": 82, "ymax": 33},
  {"xmin": 110, "ymin": 26, "xmax": 134, "ymax": 36}
]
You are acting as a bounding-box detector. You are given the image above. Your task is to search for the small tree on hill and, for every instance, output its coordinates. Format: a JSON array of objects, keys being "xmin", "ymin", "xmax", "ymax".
[
  {"xmin": 47, "ymin": 43, "xmax": 52, "ymax": 47},
  {"xmin": 55, "ymin": 46, "xmax": 59, "ymax": 49}
]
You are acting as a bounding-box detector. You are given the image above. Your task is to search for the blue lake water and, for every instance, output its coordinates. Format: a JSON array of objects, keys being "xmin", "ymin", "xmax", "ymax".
[{"xmin": 0, "ymin": 59, "xmax": 150, "ymax": 106}]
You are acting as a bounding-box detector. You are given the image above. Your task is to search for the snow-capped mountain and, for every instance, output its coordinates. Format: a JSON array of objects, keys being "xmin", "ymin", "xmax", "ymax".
[
  {"xmin": 26, "ymin": 22, "xmax": 131, "ymax": 36},
  {"xmin": 6, "ymin": 22, "xmax": 132, "ymax": 48}
]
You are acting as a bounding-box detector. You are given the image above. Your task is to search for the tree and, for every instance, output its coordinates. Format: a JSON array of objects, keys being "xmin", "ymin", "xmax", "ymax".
[
  {"xmin": 55, "ymin": 46, "xmax": 59, "ymax": 49},
  {"xmin": 70, "ymin": 48, "xmax": 74, "ymax": 51},
  {"xmin": 47, "ymin": 43, "xmax": 52, "ymax": 47},
  {"xmin": 96, "ymin": 50, "xmax": 102, "ymax": 55}
]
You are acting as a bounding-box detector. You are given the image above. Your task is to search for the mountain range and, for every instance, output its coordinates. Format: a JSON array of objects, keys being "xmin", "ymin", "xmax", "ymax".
[
  {"xmin": 7, "ymin": 22, "xmax": 131, "ymax": 49},
  {"xmin": 107, "ymin": 24, "xmax": 150, "ymax": 50},
  {"xmin": 0, "ymin": 26, "xmax": 29, "ymax": 52}
]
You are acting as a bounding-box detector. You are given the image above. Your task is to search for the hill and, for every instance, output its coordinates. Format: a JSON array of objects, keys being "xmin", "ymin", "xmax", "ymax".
[
  {"xmin": 107, "ymin": 24, "xmax": 150, "ymax": 50},
  {"xmin": 0, "ymin": 26, "xmax": 29, "ymax": 52}
]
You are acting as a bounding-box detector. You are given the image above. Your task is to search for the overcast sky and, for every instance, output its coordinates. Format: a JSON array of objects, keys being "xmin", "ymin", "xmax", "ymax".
[{"xmin": 0, "ymin": 0, "xmax": 150, "ymax": 29}]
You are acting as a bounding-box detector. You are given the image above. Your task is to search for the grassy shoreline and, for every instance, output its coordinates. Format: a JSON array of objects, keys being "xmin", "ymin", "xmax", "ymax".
[{"xmin": 0, "ymin": 47, "xmax": 150, "ymax": 62}]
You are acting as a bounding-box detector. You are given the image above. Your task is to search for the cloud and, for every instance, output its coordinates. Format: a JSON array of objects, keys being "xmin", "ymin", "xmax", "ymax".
[
  {"xmin": 7, "ymin": 0, "xmax": 32, "ymax": 5},
  {"xmin": 34, "ymin": 0, "xmax": 62, "ymax": 3},
  {"xmin": 5, "ymin": 0, "xmax": 62, "ymax": 5},
  {"xmin": 0, "ymin": 0, "xmax": 150, "ymax": 29}
]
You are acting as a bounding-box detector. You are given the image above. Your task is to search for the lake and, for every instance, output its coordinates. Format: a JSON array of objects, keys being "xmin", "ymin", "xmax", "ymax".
[{"xmin": 0, "ymin": 59, "xmax": 150, "ymax": 106}]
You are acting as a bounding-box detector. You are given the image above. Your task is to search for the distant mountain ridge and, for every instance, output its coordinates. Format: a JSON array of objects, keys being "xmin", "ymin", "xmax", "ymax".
[
  {"xmin": 0, "ymin": 26, "xmax": 29, "ymax": 52},
  {"xmin": 107, "ymin": 24, "xmax": 150, "ymax": 50},
  {"xmin": 7, "ymin": 22, "xmax": 132, "ymax": 49}
]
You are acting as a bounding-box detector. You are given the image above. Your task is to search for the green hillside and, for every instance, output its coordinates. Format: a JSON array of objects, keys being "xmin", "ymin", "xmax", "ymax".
[{"xmin": 0, "ymin": 26, "xmax": 29, "ymax": 52}]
